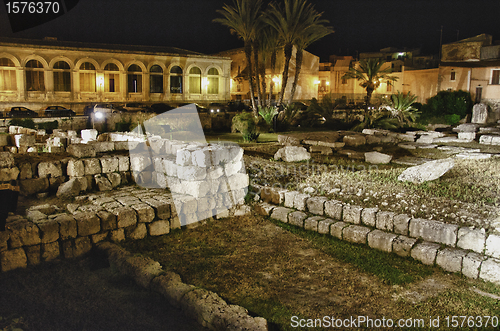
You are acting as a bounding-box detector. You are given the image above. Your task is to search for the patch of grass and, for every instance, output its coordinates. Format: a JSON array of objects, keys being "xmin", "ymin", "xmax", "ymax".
[{"xmin": 272, "ymin": 219, "xmax": 436, "ymax": 286}]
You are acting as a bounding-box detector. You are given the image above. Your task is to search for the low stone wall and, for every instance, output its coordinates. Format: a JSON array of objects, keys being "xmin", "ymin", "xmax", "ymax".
[{"xmin": 256, "ymin": 185, "xmax": 500, "ymax": 285}]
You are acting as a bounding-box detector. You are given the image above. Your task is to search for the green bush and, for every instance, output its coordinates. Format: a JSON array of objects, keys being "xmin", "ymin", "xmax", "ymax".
[
  {"xmin": 115, "ymin": 119, "xmax": 133, "ymax": 132},
  {"xmin": 8, "ymin": 118, "xmax": 35, "ymax": 129},
  {"xmin": 424, "ymin": 90, "xmax": 473, "ymax": 118},
  {"xmin": 258, "ymin": 106, "xmax": 278, "ymax": 126},
  {"xmin": 444, "ymin": 114, "xmax": 462, "ymax": 125},
  {"xmin": 231, "ymin": 112, "xmax": 260, "ymax": 142},
  {"xmin": 37, "ymin": 120, "xmax": 59, "ymax": 133}
]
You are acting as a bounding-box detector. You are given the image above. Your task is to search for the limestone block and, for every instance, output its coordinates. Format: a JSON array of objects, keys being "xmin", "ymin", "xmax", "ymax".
[
  {"xmin": 97, "ymin": 211, "xmax": 117, "ymax": 231},
  {"xmin": 150, "ymin": 272, "xmax": 196, "ymax": 308},
  {"xmin": 293, "ymin": 193, "xmax": 310, "ymax": 211},
  {"xmin": 409, "ymin": 218, "xmax": 459, "ymax": 246},
  {"xmin": 317, "ymin": 141, "xmax": 345, "ymax": 149},
  {"xmin": 90, "ymin": 141, "xmax": 115, "ymax": 153},
  {"xmin": 365, "ymin": 151, "xmax": 392, "ymax": 164},
  {"xmin": 71, "ymin": 237, "xmax": 93, "ymax": 258},
  {"xmin": 176, "ymin": 149, "xmax": 192, "ymax": 166},
  {"xmin": 0, "ymin": 231, "xmax": 9, "ymax": 252},
  {"xmin": 95, "ymin": 174, "xmax": 113, "ymax": 191},
  {"xmin": 19, "ymin": 163, "xmax": 32, "ymax": 180},
  {"xmin": 342, "ymin": 205, "xmax": 362, "ymax": 224},
  {"xmin": 66, "ymin": 144, "xmax": 96, "ymax": 158},
  {"xmin": 318, "ymin": 218, "xmax": 336, "ymax": 234},
  {"xmin": 100, "ymin": 156, "xmax": 119, "ymax": 173},
  {"xmin": 130, "ymin": 154, "xmax": 152, "ymax": 172},
  {"xmin": 393, "ymin": 235, "xmax": 417, "ymax": 257},
  {"xmin": 110, "ymin": 228, "xmax": 125, "ymax": 242},
  {"xmin": 0, "ymin": 248, "xmax": 27, "ymax": 272},
  {"xmin": 176, "ymin": 165, "xmax": 207, "ymax": 181},
  {"xmin": 24, "ymin": 245, "xmax": 40, "ymax": 265},
  {"xmin": 179, "ymin": 180, "xmax": 210, "ymax": 198},
  {"xmin": 343, "ymin": 134, "xmax": 366, "ymax": 147},
  {"xmin": 41, "ymin": 241, "xmax": 60, "ymax": 261},
  {"xmin": 278, "ymin": 135, "xmax": 301, "ymax": 145},
  {"xmin": 343, "ymin": 225, "xmax": 371, "ymax": 244},
  {"xmin": 56, "ymin": 178, "xmax": 81, "ymax": 198},
  {"xmin": 368, "ymin": 229, "xmax": 398, "ymax": 253},
  {"xmin": 55, "ymin": 214, "xmax": 77, "ymax": 240},
  {"xmin": 126, "ymin": 223, "xmax": 148, "ymax": 240},
  {"xmin": 0, "ymin": 167, "xmax": 20, "ymax": 181},
  {"xmin": 486, "ymin": 234, "xmax": 500, "ymax": 258},
  {"xmin": 325, "ymin": 200, "xmax": 343, "ymax": 220},
  {"xmin": 92, "ymin": 233, "xmax": 109, "ymax": 244},
  {"xmin": 19, "ymin": 177, "xmax": 49, "ymax": 196},
  {"xmin": 84, "ymin": 158, "xmax": 102, "ymax": 175},
  {"xmin": 192, "ymin": 148, "xmax": 212, "ymax": 167},
  {"xmin": 398, "ymin": 158, "xmax": 455, "ymax": 184},
  {"xmin": 479, "ymin": 258, "xmax": 500, "ymax": 285},
  {"xmin": 7, "ymin": 220, "xmax": 41, "ymax": 248},
  {"xmin": 33, "ymin": 218, "xmax": 60, "ymax": 244},
  {"xmin": 227, "ymin": 173, "xmax": 249, "ymax": 191},
  {"xmin": 230, "ymin": 187, "xmax": 247, "ymax": 205},
  {"xmin": 38, "ymin": 161, "xmax": 63, "ymax": 178},
  {"xmin": 270, "ymin": 207, "xmax": 293, "ymax": 223},
  {"xmin": 255, "ymin": 202, "xmax": 275, "ymax": 216},
  {"xmin": 458, "ymin": 132, "xmax": 476, "ymax": 141},
  {"xmin": 206, "ymin": 166, "xmax": 222, "ymax": 180},
  {"xmin": 81, "ymin": 129, "xmax": 98, "ymax": 142},
  {"xmin": 26, "ymin": 210, "xmax": 47, "ymax": 222},
  {"xmin": 74, "ymin": 212, "xmax": 101, "ymax": 236},
  {"xmin": 118, "ymin": 156, "xmax": 130, "ymax": 172},
  {"xmin": 149, "ymin": 220, "xmax": 170, "ymax": 236},
  {"xmin": 113, "ymin": 207, "xmax": 137, "ymax": 228},
  {"xmin": 14, "ymin": 134, "xmax": 35, "ymax": 147},
  {"xmin": 457, "ymin": 228, "xmax": 486, "ymax": 254},
  {"xmin": 306, "ymin": 196, "xmax": 328, "ymax": 215},
  {"xmin": 132, "ymin": 204, "xmax": 155, "ymax": 223},
  {"xmin": 67, "ymin": 159, "xmax": 85, "ymax": 177},
  {"xmin": 143, "ymin": 198, "xmax": 171, "ymax": 220},
  {"xmin": 462, "ymin": 252, "xmax": 486, "ymax": 279},
  {"xmin": 309, "ymin": 145, "xmax": 333, "ymax": 155},
  {"xmin": 284, "ymin": 191, "xmax": 298, "ymax": 208},
  {"xmin": 304, "ymin": 216, "xmax": 323, "ymax": 232},
  {"xmin": 330, "ymin": 221, "xmax": 348, "ymax": 239},
  {"xmin": 106, "ymin": 172, "xmax": 121, "ymax": 188},
  {"xmin": 361, "ymin": 207, "xmax": 378, "ymax": 227},
  {"xmin": 270, "ymin": 189, "xmax": 286, "ymax": 205},
  {"xmin": 436, "ymin": 248, "xmax": 467, "ymax": 273},
  {"xmin": 376, "ymin": 211, "xmax": 395, "ymax": 232},
  {"xmin": 393, "ymin": 214, "xmax": 411, "ymax": 235},
  {"xmin": 273, "ymin": 146, "xmax": 311, "ymax": 162},
  {"xmin": 411, "ymin": 242, "xmax": 441, "ymax": 265}
]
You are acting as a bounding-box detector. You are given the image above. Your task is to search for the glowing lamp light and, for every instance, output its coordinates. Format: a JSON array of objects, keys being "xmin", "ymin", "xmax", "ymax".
[
  {"xmin": 326, "ymin": 81, "xmax": 330, "ymax": 86},
  {"xmin": 272, "ymin": 77, "xmax": 280, "ymax": 84},
  {"xmin": 314, "ymin": 80, "xmax": 320, "ymax": 84},
  {"xmin": 95, "ymin": 111, "xmax": 103, "ymax": 119}
]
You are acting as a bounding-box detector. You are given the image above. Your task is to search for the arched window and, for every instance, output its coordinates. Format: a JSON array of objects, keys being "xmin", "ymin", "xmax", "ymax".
[
  {"xmin": 104, "ymin": 63, "xmax": 120, "ymax": 93},
  {"xmin": 0, "ymin": 58, "xmax": 16, "ymax": 91},
  {"xmin": 53, "ymin": 61, "xmax": 71, "ymax": 92},
  {"xmin": 189, "ymin": 66, "xmax": 201, "ymax": 94},
  {"xmin": 127, "ymin": 64, "xmax": 142, "ymax": 93},
  {"xmin": 79, "ymin": 62, "xmax": 96, "ymax": 92},
  {"xmin": 170, "ymin": 66, "xmax": 183, "ymax": 93},
  {"xmin": 150, "ymin": 65, "xmax": 163, "ymax": 93},
  {"xmin": 207, "ymin": 67, "xmax": 219, "ymax": 95},
  {"xmin": 26, "ymin": 59, "xmax": 45, "ymax": 91}
]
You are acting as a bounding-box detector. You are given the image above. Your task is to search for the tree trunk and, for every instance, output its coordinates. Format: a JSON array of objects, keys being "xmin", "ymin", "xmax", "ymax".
[
  {"xmin": 253, "ymin": 40, "xmax": 262, "ymax": 109},
  {"xmin": 244, "ymin": 42, "xmax": 257, "ymax": 116},
  {"xmin": 268, "ymin": 49, "xmax": 277, "ymax": 106},
  {"xmin": 365, "ymin": 86, "xmax": 374, "ymax": 122},
  {"xmin": 260, "ymin": 61, "xmax": 267, "ymax": 106},
  {"xmin": 277, "ymin": 43, "xmax": 293, "ymax": 108},
  {"xmin": 288, "ymin": 48, "xmax": 303, "ymax": 105}
]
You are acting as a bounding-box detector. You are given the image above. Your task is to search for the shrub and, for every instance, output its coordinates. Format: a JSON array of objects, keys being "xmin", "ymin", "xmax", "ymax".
[
  {"xmin": 231, "ymin": 112, "xmax": 260, "ymax": 142},
  {"xmin": 424, "ymin": 90, "xmax": 473, "ymax": 118},
  {"xmin": 115, "ymin": 119, "xmax": 133, "ymax": 132},
  {"xmin": 8, "ymin": 118, "xmax": 35, "ymax": 129},
  {"xmin": 258, "ymin": 106, "xmax": 278, "ymax": 126},
  {"xmin": 275, "ymin": 104, "xmax": 301, "ymax": 132},
  {"xmin": 37, "ymin": 120, "xmax": 59, "ymax": 133}
]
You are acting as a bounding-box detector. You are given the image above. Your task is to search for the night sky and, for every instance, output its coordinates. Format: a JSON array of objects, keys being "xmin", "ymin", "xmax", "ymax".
[{"xmin": 1, "ymin": 0, "xmax": 500, "ymax": 61}]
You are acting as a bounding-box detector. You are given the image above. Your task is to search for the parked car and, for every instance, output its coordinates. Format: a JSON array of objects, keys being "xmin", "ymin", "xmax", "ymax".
[
  {"xmin": 227, "ymin": 101, "xmax": 251, "ymax": 112},
  {"xmin": 150, "ymin": 103, "xmax": 175, "ymax": 114},
  {"xmin": 174, "ymin": 103, "xmax": 209, "ymax": 113},
  {"xmin": 44, "ymin": 106, "xmax": 76, "ymax": 117},
  {"xmin": 121, "ymin": 103, "xmax": 152, "ymax": 113},
  {"xmin": 208, "ymin": 102, "xmax": 228, "ymax": 114},
  {"xmin": 84, "ymin": 104, "xmax": 123, "ymax": 117},
  {"xmin": 7, "ymin": 106, "xmax": 38, "ymax": 118}
]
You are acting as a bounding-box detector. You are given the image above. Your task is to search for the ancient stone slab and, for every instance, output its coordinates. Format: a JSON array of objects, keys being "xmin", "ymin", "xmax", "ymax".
[
  {"xmin": 309, "ymin": 145, "xmax": 333, "ymax": 155},
  {"xmin": 74, "ymin": 212, "xmax": 101, "ymax": 236},
  {"xmin": 66, "ymin": 144, "xmax": 96, "ymax": 158},
  {"xmin": 342, "ymin": 205, "xmax": 362, "ymax": 224},
  {"xmin": 113, "ymin": 207, "xmax": 138, "ymax": 228},
  {"xmin": 97, "ymin": 211, "xmax": 117, "ymax": 231},
  {"xmin": 284, "ymin": 191, "xmax": 298, "ymax": 208},
  {"xmin": 435, "ymin": 247, "xmax": 467, "ymax": 273},
  {"xmin": 343, "ymin": 134, "xmax": 366, "ymax": 147},
  {"xmin": 41, "ymin": 241, "xmax": 60, "ymax": 262},
  {"xmin": 95, "ymin": 174, "xmax": 113, "ymax": 191},
  {"xmin": 55, "ymin": 214, "xmax": 77, "ymax": 240},
  {"xmin": 361, "ymin": 207, "xmax": 378, "ymax": 227},
  {"xmin": 306, "ymin": 196, "xmax": 328, "ymax": 215},
  {"xmin": 0, "ymin": 248, "xmax": 27, "ymax": 272},
  {"xmin": 457, "ymin": 228, "xmax": 486, "ymax": 254},
  {"xmin": 393, "ymin": 235, "xmax": 417, "ymax": 257},
  {"xmin": 118, "ymin": 156, "xmax": 130, "ymax": 172},
  {"xmin": 38, "ymin": 161, "xmax": 63, "ymax": 178},
  {"xmin": 485, "ymin": 234, "xmax": 500, "ymax": 259},
  {"xmin": 288, "ymin": 211, "xmax": 308, "ymax": 227},
  {"xmin": 33, "ymin": 218, "xmax": 59, "ymax": 244},
  {"xmin": 56, "ymin": 178, "xmax": 81, "ymax": 198},
  {"xmin": 274, "ymin": 146, "xmax": 311, "ymax": 162},
  {"xmin": 278, "ymin": 135, "xmax": 301, "ymax": 146},
  {"xmin": 318, "ymin": 218, "xmax": 335, "ymax": 234},
  {"xmin": 255, "ymin": 202, "xmax": 275, "ymax": 216},
  {"xmin": 131, "ymin": 204, "xmax": 155, "ymax": 223},
  {"xmin": 293, "ymin": 193, "xmax": 310, "ymax": 211},
  {"xmin": 8, "ymin": 220, "xmax": 41, "ymax": 248},
  {"xmin": 409, "ymin": 218, "xmax": 458, "ymax": 246},
  {"xmin": 0, "ymin": 151, "xmax": 15, "ymax": 168},
  {"xmin": 100, "ymin": 156, "xmax": 119, "ymax": 173},
  {"xmin": 392, "ymin": 214, "xmax": 411, "ymax": 236},
  {"xmin": 83, "ymin": 158, "xmax": 101, "ymax": 175},
  {"xmin": 343, "ymin": 225, "xmax": 371, "ymax": 244},
  {"xmin": 479, "ymin": 258, "xmax": 500, "ymax": 285},
  {"xmin": 330, "ymin": 221, "xmax": 348, "ymax": 239},
  {"xmin": 270, "ymin": 207, "xmax": 293, "ymax": 223},
  {"xmin": 411, "ymin": 242, "xmax": 441, "ymax": 265},
  {"xmin": 365, "ymin": 151, "xmax": 392, "ymax": 164},
  {"xmin": 462, "ymin": 252, "xmax": 486, "ymax": 279},
  {"xmin": 126, "ymin": 223, "xmax": 148, "ymax": 240},
  {"xmin": 304, "ymin": 216, "xmax": 323, "ymax": 232},
  {"xmin": 398, "ymin": 158, "xmax": 455, "ymax": 184},
  {"xmin": 458, "ymin": 132, "xmax": 476, "ymax": 141},
  {"xmin": 368, "ymin": 229, "xmax": 398, "ymax": 253},
  {"xmin": 471, "ymin": 103, "xmax": 488, "ymax": 124},
  {"xmin": 376, "ymin": 211, "xmax": 395, "ymax": 232},
  {"xmin": 67, "ymin": 159, "xmax": 85, "ymax": 177},
  {"xmin": 324, "ymin": 200, "xmax": 343, "ymax": 220}
]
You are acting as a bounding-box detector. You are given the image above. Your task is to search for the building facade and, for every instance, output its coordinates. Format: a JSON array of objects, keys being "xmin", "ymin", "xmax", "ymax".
[{"xmin": 0, "ymin": 38, "xmax": 232, "ymax": 112}]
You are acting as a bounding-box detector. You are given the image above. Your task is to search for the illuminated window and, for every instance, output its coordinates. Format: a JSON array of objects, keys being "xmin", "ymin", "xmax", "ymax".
[
  {"xmin": 127, "ymin": 64, "xmax": 142, "ymax": 93},
  {"xmin": 26, "ymin": 59, "xmax": 45, "ymax": 91},
  {"xmin": 0, "ymin": 58, "xmax": 16, "ymax": 91},
  {"xmin": 207, "ymin": 67, "xmax": 219, "ymax": 94},
  {"xmin": 104, "ymin": 63, "xmax": 120, "ymax": 93},
  {"xmin": 79, "ymin": 62, "xmax": 96, "ymax": 92},
  {"xmin": 170, "ymin": 66, "xmax": 183, "ymax": 93},
  {"xmin": 189, "ymin": 66, "xmax": 201, "ymax": 94},
  {"xmin": 491, "ymin": 69, "xmax": 500, "ymax": 85},
  {"xmin": 386, "ymin": 81, "xmax": 393, "ymax": 92},
  {"xmin": 450, "ymin": 70, "xmax": 456, "ymax": 81},
  {"xmin": 53, "ymin": 61, "xmax": 71, "ymax": 92},
  {"xmin": 150, "ymin": 65, "xmax": 163, "ymax": 93}
]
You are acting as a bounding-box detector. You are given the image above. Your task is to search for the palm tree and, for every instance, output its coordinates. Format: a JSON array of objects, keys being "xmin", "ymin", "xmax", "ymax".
[
  {"xmin": 214, "ymin": 0, "xmax": 263, "ymax": 116},
  {"xmin": 258, "ymin": 25, "xmax": 282, "ymax": 106},
  {"xmin": 264, "ymin": 0, "xmax": 316, "ymax": 107},
  {"xmin": 288, "ymin": 15, "xmax": 333, "ymax": 105},
  {"xmin": 342, "ymin": 58, "xmax": 398, "ymax": 114}
]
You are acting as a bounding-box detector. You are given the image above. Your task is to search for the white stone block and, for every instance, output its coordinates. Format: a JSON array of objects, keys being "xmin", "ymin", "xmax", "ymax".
[
  {"xmin": 457, "ymin": 228, "xmax": 486, "ymax": 254},
  {"xmin": 486, "ymin": 234, "xmax": 500, "ymax": 259}
]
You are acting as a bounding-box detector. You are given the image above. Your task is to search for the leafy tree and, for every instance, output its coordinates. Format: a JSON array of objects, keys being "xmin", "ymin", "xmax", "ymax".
[{"xmin": 214, "ymin": 0, "xmax": 263, "ymax": 115}]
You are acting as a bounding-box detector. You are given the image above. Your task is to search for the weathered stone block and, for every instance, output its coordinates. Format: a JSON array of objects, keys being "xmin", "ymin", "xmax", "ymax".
[
  {"xmin": 325, "ymin": 200, "xmax": 343, "ymax": 220},
  {"xmin": 24, "ymin": 245, "xmax": 41, "ymax": 265},
  {"xmin": 479, "ymin": 258, "xmax": 500, "ymax": 285},
  {"xmin": 66, "ymin": 144, "xmax": 96, "ymax": 158},
  {"xmin": 113, "ymin": 207, "xmax": 137, "ymax": 228},
  {"xmin": 436, "ymin": 248, "xmax": 467, "ymax": 273},
  {"xmin": 95, "ymin": 174, "xmax": 113, "ymax": 191},
  {"xmin": 304, "ymin": 216, "xmax": 324, "ymax": 232},
  {"xmin": 306, "ymin": 196, "xmax": 328, "ymax": 215},
  {"xmin": 33, "ymin": 218, "xmax": 60, "ymax": 243},
  {"xmin": 1, "ymin": 248, "xmax": 27, "ymax": 272},
  {"xmin": 118, "ymin": 156, "xmax": 130, "ymax": 172},
  {"xmin": 409, "ymin": 218, "xmax": 458, "ymax": 246},
  {"xmin": 270, "ymin": 207, "xmax": 293, "ymax": 223},
  {"xmin": 293, "ymin": 193, "xmax": 310, "ymax": 211},
  {"xmin": 368, "ymin": 229, "xmax": 398, "ymax": 253},
  {"xmin": 148, "ymin": 220, "xmax": 170, "ymax": 236},
  {"xmin": 55, "ymin": 214, "xmax": 77, "ymax": 240},
  {"xmin": 67, "ymin": 159, "xmax": 85, "ymax": 177},
  {"xmin": 38, "ymin": 161, "xmax": 63, "ymax": 178},
  {"xmin": 411, "ymin": 242, "xmax": 441, "ymax": 265},
  {"xmin": 100, "ymin": 156, "xmax": 119, "ymax": 173},
  {"xmin": 343, "ymin": 225, "xmax": 371, "ymax": 244},
  {"xmin": 457, "ymin": 228, "xmax": 486, "ymax": 254},
  {"xmin": 376, "ymin": 211, "xmax": 395, "ymax": 232},
  {"xmin": 361, "ymin": 207, "xmax": 378, "ymax": 227},
  {"xmin": 74, "ymin": 212, "xmax": 101, "ymax": 236},
  {"xmin": 330, "ymin": 221, "xmax": 349, "ymax": 239},
  {"xmin": 8, "ymin": 220, "xmax": 41, "ymax": 248},
  {"xmin": 486, "ymin": 234, "xmax": 500, "ymax": 259},
  {"xmin": 288, "ymin": 211, "xmax": 307, "ymax": 227},
  {"xmin": 255, "ymin": 202, "xmax": 275, "ymax": 216},
  {"xmin": 342, "ymin": 205, "xmax": 362, "ymax": 224},
  {"xmin": 318, "ymin": 218, "xmax": 336, "ymax": 234},
  {"xmin": 126, "ymin": 223, "xmax": 148, "ymax": 240},
  {"xmin": 0, "ymin": 167, "xmax": 20, "ymax": 181},
  {"xmin": 462, "ymin": 252, "xmax": 486, "ymax": 279},
  {"xmin": 84, "ymin": 158, "xmax": 101, "ymax": 175},
  {"xmin": 343, "ymin": 134, "xmax": 366, "ymax": 147},
  {"xmin": 393, "ymin": 214, "xmax": 411, "ymax": 235},
  {"xmin": 393, "ymin": 235, "xmax": 417, "ymax": 257},
  {"xmin": 132, "ymin": 204, "xmax": 155, "ymax": 223},
  {"xmin": 110, "ymin": 228, "xmax": 125, "ymax": 242},
  {"xmin": 97, "ymin": 211, "xmax": 117, "ymax": 231},
  {"xmin": 284, "ymin": 191, "xmax": 298, "ymax": 208},
  {"xmin": 41, "ymin": 241, "xmax": 60, "ymax": 261},
  {"xmin": 0, "ymin": 151, "xmax": 15, "ymax": 168}
]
